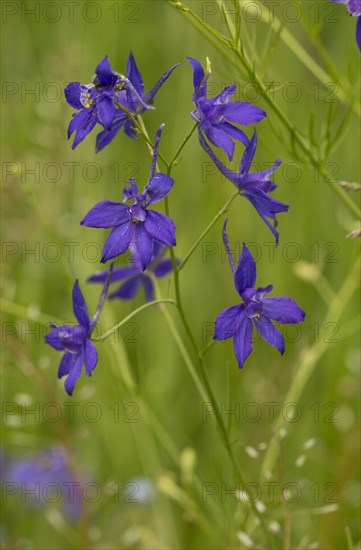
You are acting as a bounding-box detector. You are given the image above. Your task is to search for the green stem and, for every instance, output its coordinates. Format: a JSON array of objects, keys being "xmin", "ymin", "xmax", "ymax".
[
  {"xmin": 91, "ymin": 299, "xmax": 176, "ymax": 342},
  {"xmin": 168, "ymin": 122, "xmax": 198, "ymax": 168},
  {"xmin": 179, "ymin": 191, "xmax": 240, "ymax": 271},
  {"xmin": 114, "ymin": 101, "xmax": 169, "ymax": 168}
]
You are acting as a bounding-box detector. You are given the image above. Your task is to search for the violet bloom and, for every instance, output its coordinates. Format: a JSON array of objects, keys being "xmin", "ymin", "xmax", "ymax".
[
  {"xmin": 81, "ymin": 125, "xmax": 176, "ymax": 269},
  {"xmin": 88, "ymin": 242, "xmax": 178, "ymax": 302},
  {"xmin": 96, "ymin": 52, "xmax": 179, "ymax": 152},
  {"xmin": 214, "ymin": 221, "xmax": 305, "ymax": 368},
  {"xmin": 45, "ymin": 271, "xmax": 112, "ymax": 395},
  {"xmin": 4, "ymin": 447, "xmax": 84, "ymax": 520},
  {"xmin": 65, "ymin": 53, "xmax": 179, "ymax": 150},
  {"xmin": 331, "ymin": 0, "xmax": 361, "ymax": 50},
  {"xmin": 188, "ymin": 57, "xmax": 266, "ymax": 161},
  {"xmin": 199, "ymin": 129, "xmax": 288, "ymax": 243}
]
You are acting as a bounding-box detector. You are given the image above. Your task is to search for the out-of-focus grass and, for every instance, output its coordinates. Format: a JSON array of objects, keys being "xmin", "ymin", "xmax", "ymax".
[{"xmin": 1, "ymin": 1, "xmax": 360, "ymax": 549}]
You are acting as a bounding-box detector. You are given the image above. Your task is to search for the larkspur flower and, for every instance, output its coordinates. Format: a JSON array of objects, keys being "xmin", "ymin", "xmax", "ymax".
[
  {"xmin": 81, "ymin": 125, "xmax": 176, "ymax": 269},
  {"xmin": 331, "ymin": 0, "xmax": 361, "ymax": 50},
  {"xmin": 88, "ymin": 242, "xmax": 179, "ymax": 302},
  {"xmin": 65, "ymin": 53, "xmax": 179, "ymax": 150},
  {"xmin": 214, "ymin": 220, "xmax": 305, "ymax": 368},
  {"xmin": 199, "ymin": 129, "xmax": 289, "ymax": 243},
  {"xmin": 188, "ymin": 57, "xmax": 266, "ymax": 161},
  {"xmin": 4, "ymin": 447, "xmax": 84, "ymax": 519},
  {"xmin": 45, "ymin": 270, "xmax": 112, "ymax": 395}
]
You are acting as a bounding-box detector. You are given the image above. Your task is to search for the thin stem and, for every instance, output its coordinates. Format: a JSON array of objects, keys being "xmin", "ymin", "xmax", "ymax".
[
  {"xmin": 92, "ymin": 299, "xmax": 176, "ymax": 342},
  {"xmin": 114, "ymin": 101, "xmax": 169, "ymax": 168},
  {"xmin": 168, "ymin": 122, "xmax": 198, "ymax": 168},
  {"xmin": 179, "ymin": 191, "xmax": 240, "ymax": 271}
]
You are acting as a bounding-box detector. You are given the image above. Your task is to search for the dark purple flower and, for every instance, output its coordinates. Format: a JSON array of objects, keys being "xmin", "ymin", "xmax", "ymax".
[
  {"xmin": 214, "ymin": 220, "xmax": 305, "ymax": 368},
  {"xmin": 65, "ymin": 53, "xmax": 179, "ymax": 150},
  {"xmin": 4, "ymin": 447, "xmax": 84, "ymax": 520},
  {"xmin": 45, "ymin": 271, "xmax": 112, "ymax": 395},
  {"xmin": 65, "ymin": 56, "xmax": 123, "ymax": 149},
  {"xmin": 199, "ymin": 129, "xmax": 289, "ymax": 243},
  {"xmin": 187, "ymin": 57, "xmax": 266, "ymax": 161},
  {"xmin": 88, "ymin": 242, "xmax": 178, "ymax": 302},
  {"xmin": 96, "ymin": 52, "xmax": 179, "ymax": 151},
  {"xmin": 331, "ymin": 0, "xmax": 361, "ymax": 49},
  {"xmin": 81, "ymin": 125, "xmax": 176, "ymax": 269}
]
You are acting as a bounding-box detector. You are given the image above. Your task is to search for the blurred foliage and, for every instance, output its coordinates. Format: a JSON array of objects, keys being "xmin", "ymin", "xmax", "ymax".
[{"xmin": 1, "ymin": 1, "xmax": 360, "ymax": 549}]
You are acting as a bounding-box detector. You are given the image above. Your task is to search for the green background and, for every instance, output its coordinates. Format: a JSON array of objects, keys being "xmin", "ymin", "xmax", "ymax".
[{"xmin": 1, "ymin": 1, "xmax": 360, "ymax": 548}]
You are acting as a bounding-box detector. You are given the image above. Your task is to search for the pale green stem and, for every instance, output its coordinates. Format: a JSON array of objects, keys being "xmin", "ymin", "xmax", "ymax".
[
  {"xmin": 179, "ymin": 191, "xmax": 240, "ymax": 271},
  {"xmin": 91, "ymin": 299, "xmax": 176, "ymax": 342}
]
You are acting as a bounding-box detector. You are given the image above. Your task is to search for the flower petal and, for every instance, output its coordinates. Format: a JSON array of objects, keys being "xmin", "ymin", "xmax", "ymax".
[
  {"xmin": 58, "ymin": 352, "xmax": 76, "ymax": 378},
  {"xmin": 203, "ymin": 121, "xmax": 235, "ymax": 161},
  {"xmin": 222, "ymin": 102, "xmax": 266, "ymax": 125},
  {"xmin": 219, "ymin": 122, "xmax": 249, "ymax": 147},
  {"xmin": 142, "ymin": 276, "xmax": 155, "ymax": 301},
  {"xmin": 262, "ymin": 297, "xmax": 306, "ymax": 324},
  {"xmin": 88, "ymin": 264, "xmax": 141, "ymax": 284},
  {"xmin": 240, "ymin": 131, "xmax": 257, "ymax": 177},
  {"xmin": 109, "ymin": 276, "xmax": 142, "ymax": 300},
  {"xmin": 144, "ymin": 210, "xmax": 176, "ymax": 247},
  {"xmin": 187, "ymin": 56, "xmax": 205, "ymax": 91},
  {"xmin": 254, "ymin": 316, "xmax": 285, "ymax": 354},
  {"xmin": 214, "ymin": 304, "xmax": 244, "ymax": 340},
  {"xmin": 71, "ymin": 113, "xmax": 97, "ymax": 149},
  {"xmin": 233, "ymin": 311, "xmax": 253, "ymax": 368},
  {"xmin": 145, "ymin": 174, "xmax": 174, "ymax": 205},
  {"xmin": 153, "ymin": 257, "xmax": 175, "ymax": 277},
  {"xmin": 234, "ymin": 243, "xmax": 257, "ymax": 296},
  {"xmin": 126, "ymin": 51, "xmax": 144, "ymax": 96},
  {"xmin": 67, "ymin": 109, "xmax": 90, "ymax": 138},
  {"xmin": 45, "ymin": 326, "xmax": 64, "ymax": 351},
  {"xmin": 81, "ymin": 201, "xmax": 130, "ymax": 228},
  {"xmin": 132, "ymin": 224, "xmax": 153, "ymax": 270},
  {"xmin": 97, "ymin": 96, "xmax": 116, "ymax": 130},
  {"xmin": 64, "ymin": 354, "xmax": 83, "ymax": 396},
  {"xmin": 242, "ymin": 187, "xmax": 289, "ymax": 244},
  {"xmin": 357, "ymin": 16, "xmax": 361, "ymax": 50},
  {"xmin": 64, "ymin": 82, "xmax": 83, "ymax": 109},
  {"xmin": 95, "ymin": 55, "xmax": 117, "ymax": 86},
  {"xmin": 101, "ymin": 222, "xmax": 134, "ymax": 263},
  {"xmin": 95, "ymin": 116, "xmax": 127, "ymax": 152},
  {"xmin": 83, "ymin": 340, "xmax": 98, "ymax": 376},
  {"xmin": 72, "ymin": 280, "xmax": 89, "ymax": 328}
]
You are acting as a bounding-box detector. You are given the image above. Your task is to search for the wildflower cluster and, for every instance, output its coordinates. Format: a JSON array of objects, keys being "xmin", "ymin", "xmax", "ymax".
[{"xmin": 46, "ymin": 54, "xmax": 306, "ymax": 395}]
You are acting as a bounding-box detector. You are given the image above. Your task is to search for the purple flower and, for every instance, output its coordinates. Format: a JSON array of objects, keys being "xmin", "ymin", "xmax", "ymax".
[
  {"xmin": 214, "ymin": 220, "xmax": 305, "ymax": 368},
  {"xmin": 187, "ymin": 57, "xmax": 266, "ymax": 161},
  {"xmin": 81, "ymin": 125, "xmax": 176, "ymax": 269},
  {"xmin": 4, "ymin": 447, "xmax": 84, "ymax": 520},
  {"xmin": 331, "ymin": 0, "xmax": 361, "ymax": 50},
  {"xmin": 45, "ymin": 271, "xmax": 112, "ymax": 395},
  {"xmin": 65, "ymin": 53, "xmax": 179, "ymax": 150},
  {"xmin": 96, "ymin": 52, "xmax": 179, "ymax": 152},
  {"xmin": 88, "ymin": 242, "xmax": 178, "ymax": 302},
  {"xmin": 199, "ymin": 129, "xmax": 289, "ymax": 243}
]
